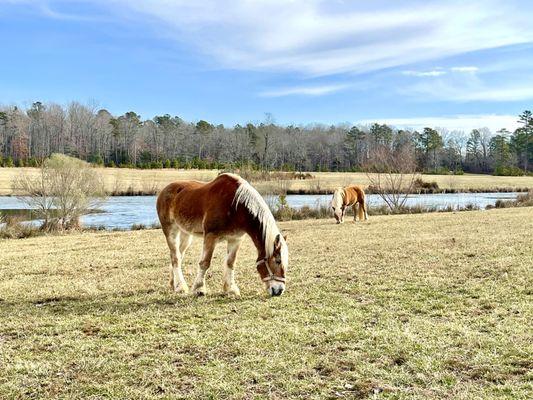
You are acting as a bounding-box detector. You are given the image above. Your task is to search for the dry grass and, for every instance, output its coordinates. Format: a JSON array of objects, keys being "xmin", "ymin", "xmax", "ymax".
[
  {"xmin": 1, "ymin": 167, "xmax": 533, "ymax": 195},
  {"xmin": 300, "ymin": 172, "xmax": 533, "ymax": 193},
  {"xmin": 0, "ymin": 168, "xmax": 219, "ymax": 196},
  {"xmin": 1, "ymin": 208, "xmax": 532, "ymax": 399}
]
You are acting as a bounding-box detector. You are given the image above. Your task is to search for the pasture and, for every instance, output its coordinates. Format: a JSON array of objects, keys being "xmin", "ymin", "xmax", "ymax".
[
  {"xmin": 1, "ymin": 167, "xmax": 533, "ymax": 195},
  {"xmin": 0, "ymin": 208, "xmax": 532, "ymax": 399}
]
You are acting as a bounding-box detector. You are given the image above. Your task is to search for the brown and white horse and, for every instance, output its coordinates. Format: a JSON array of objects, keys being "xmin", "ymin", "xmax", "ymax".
[
  {"xmin": 331, "ymin": 185, "xmax": 368, "ymax": 224},
  {"xmin": 156, "ymin": 173, "xmax": 288, "ymax": 297}
]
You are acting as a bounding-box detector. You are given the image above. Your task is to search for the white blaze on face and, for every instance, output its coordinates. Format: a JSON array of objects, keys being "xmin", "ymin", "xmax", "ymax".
[
  {"xmin": 331, "ymin": 189, "xmax": 344, "ymax": 222},
  {"xmin": 264, "ymin": 234, "xmax": 288, "ymax": 296}
]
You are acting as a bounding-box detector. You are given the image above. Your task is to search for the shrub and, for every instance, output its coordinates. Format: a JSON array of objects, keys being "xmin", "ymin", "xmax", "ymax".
[
  {"xmin": 0, "ymin": 214, "xmax": 41, "ymax": 239},
  {"xmin": 92, "ymin": 155, "xmax": 104, "ymax": 166},
  {"xmin": 493, "ymin": 166, "xmax": 525, "ymax": 176},
  {"xmin": 131, "ymin": 223, "xmax": 147, "ymax": 230},
  {"xmin": 413, "ymin": 178, "xmax": 439, "ymax": 192},
  {"xmin": 494, "ymin": 191, "xmax": 533, "ymax": 208},
  {"xmin": 12, "ymin": 154, "xmax": 107, "ymax": 231}
]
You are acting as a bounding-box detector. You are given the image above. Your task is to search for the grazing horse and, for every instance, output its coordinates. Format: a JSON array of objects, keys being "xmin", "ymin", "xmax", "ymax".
[
  {"xmin": 331, "ymin": 185, "xmax": 368, "ymax": 224},
  {"xmin": 156, "ymin": 173, "xmax": 288, "ymax": 297}
]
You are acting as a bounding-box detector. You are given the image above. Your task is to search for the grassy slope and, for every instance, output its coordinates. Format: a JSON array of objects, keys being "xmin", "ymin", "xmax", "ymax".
[
  {"xmin": 0, "ymin": 209, "xmax": 532, "ymax": 399},
  {"xmin": 1, "ymin": 167, "xmax": 533, "ymax": 195}
]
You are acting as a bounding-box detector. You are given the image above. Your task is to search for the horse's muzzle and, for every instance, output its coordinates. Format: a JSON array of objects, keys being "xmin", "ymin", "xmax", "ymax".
[{"xmin": 270, "ymin": 286, "xmax": 284, "ymax": 297}]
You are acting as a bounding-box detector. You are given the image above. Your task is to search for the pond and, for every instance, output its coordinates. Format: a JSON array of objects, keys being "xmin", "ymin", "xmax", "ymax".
[{"xmin": 0, "ymin": 192, "xmax": 519, "ymax": 230}]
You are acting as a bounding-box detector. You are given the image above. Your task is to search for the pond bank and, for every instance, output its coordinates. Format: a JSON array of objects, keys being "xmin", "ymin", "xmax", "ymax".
[{"xmin": 1, "ymin": 191, "xmax": 529, "ymax": 234}]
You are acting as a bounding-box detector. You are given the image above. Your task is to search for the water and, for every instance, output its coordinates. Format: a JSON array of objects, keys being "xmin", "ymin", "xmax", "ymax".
[
  {"xmin": 279, "ymin": 192, "xmax": 519, "ymax": 210},
  {"xmin": 0, "ymin": 192, "xmax": 519, "ymax": 230}
]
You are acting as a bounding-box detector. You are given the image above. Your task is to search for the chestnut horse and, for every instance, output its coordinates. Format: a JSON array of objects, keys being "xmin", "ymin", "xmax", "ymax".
[
  {"xmin": 331, "ymin": 185, "xmax": 368, "ymax": 224},
  {"xmin": 156, "ymin": 173, "xmax": 288, "ymax": 297}
]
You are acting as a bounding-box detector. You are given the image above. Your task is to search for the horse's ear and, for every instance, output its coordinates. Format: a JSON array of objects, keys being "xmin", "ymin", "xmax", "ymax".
[
  {"xmin": 282, "ymin": 232, "xmax": 288, "ymax": 242},
  {"xmin": 274, "ymin": 233, "xmax": 281, "ymax": 250}
]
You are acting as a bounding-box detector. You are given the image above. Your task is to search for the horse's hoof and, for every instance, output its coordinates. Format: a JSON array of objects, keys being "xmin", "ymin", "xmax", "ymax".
[
  {"xmin": 226, "ymin": 286, "xmax": 241, "ymax": 297},
  {"xmin": 194, "ymin": 290, "xmax": 206, "ymax": 297}
]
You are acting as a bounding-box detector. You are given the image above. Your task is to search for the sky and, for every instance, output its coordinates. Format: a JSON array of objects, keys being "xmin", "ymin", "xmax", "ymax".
[{"xmin": 1, "ymin": 0, "xmax": 532, "ymax": 132}]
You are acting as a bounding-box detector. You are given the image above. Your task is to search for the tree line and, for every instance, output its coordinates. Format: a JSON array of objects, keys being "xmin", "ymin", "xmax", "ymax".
[{"xmin": 0, "ymin": 102, "xmax": 531, "ymax": 175}]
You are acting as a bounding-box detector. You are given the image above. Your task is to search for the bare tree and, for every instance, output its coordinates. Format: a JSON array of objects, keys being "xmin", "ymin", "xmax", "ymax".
[
  {"xmin": 1, "ymin": 102, "xmax": 531, "ymax": 174},
  {"xmin": 365, "ymin": 143, "xmax": 419, "ymax": 211},
  {"xmin": 13, "ymin": 154, "xmax": 106, "ymax": 230}
]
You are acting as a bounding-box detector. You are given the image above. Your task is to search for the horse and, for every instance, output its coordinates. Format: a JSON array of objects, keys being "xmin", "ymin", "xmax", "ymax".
[
  {"xmin": 331, "ymin": 185, "xmax": 368, "ymax": 224},
  {"xmin": 156, "ymin": 173, "xmax": 288, "ymax": 297}
]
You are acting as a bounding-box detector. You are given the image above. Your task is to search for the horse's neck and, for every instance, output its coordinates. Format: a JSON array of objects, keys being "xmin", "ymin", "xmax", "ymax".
[{"xmin": 243, "ymin": 218, "xmax": 268, "ymax": 262}]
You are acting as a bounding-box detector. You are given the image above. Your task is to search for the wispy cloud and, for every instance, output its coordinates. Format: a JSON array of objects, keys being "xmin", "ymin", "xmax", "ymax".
[
  {"xmin": 404, "ymin": 75, "xmax": 533, "ymax": 102},
  {"xmin": 451, "ymin": 66, "xmax": 479, "ymax": 73},
  {"xmin": 359, "ymin": 114, "xmax": 520, "ymax": 132},
  {"xmin": 402, "ymin": 70, "xmax": 447, "ymax": 77},
  {"xmin": 403, "ymin": 66, "xmax": 480, "ymax": 77},
  {"xmin": 259, "ymin": 84, "xmax": 350, "ymax": 97},
  {"xmin": 99, "ymin": 0, "xmax": 533, "ymax": 76}
]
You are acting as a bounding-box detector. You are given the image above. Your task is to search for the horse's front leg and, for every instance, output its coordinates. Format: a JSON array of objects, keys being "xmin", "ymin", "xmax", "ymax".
[
  {"xmin": 192, "ymin": 233, "xmax": 217, "ymax": 296},
  {"xmin": 164, "ymin": 227, "xmax": 189, "ymax": 293},
  {"xmin": 353, "ymin": 203, "xmax": 359, "ymax": 222},
  {"xmin": 223, "ymin": 237, "xmax": 242, "ymax": 296}
]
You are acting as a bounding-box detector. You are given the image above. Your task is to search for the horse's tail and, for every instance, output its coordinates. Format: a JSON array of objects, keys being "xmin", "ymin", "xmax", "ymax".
[{"xmin": 357, "ymin": 187, "xmax": 368, "ymax": 221}]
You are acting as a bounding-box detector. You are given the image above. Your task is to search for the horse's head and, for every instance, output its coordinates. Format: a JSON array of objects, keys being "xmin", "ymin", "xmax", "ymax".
[
  {"xmin": 331, "ymin": 189, "xmax": 345, "ymax": 223},
  {"xmin": 257, "ymin": 233, "xmax": 288, "ymax": 297}
]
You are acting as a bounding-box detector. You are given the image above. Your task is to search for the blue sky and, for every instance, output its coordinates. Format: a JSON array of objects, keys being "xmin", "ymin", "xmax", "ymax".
[{"xmin": 1, "ymin": 0, "xmax": 532, "ymax": 132}]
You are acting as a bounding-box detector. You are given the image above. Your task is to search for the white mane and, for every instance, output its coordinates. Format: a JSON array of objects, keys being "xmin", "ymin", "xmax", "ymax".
[
  {"xmin": 332, "ymin": 187, "xmax": 345, "ymax": 208},
  {"xmin": 229, "ymin": 174, "xmax": 288, "ymax": 263}
]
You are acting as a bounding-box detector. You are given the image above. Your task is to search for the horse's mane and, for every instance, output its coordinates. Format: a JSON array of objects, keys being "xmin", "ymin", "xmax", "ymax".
[
  {"xmin": 228, "ymin": 173, "xmax": 287, "ymax": 262},
  {"xmin": 332, "ymin": 187, "xmax": 345, "ymax": 207}
]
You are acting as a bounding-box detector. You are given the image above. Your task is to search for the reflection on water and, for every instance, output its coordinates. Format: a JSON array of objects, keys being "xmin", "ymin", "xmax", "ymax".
[{"xmin": 0, "ymin": 192, "xmax": 519, "ymax": 230}]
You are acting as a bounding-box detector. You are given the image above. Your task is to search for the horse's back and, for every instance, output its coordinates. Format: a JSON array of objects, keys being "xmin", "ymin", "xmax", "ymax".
[
  {"xmin": 345, "ymin": 185, "xmax": 365, "ymax": 204},
  {"xmin": 157, "ymin": 174, "xmax": 241, "ymax": 234}
]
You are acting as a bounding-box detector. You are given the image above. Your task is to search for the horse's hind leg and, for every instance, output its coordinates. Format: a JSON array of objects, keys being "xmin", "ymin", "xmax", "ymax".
[
  {"xmin": 165, "ymin": 227, "xmax": 190, "ymax": 293},
  {"xmin": 223, "ymin": 237, "xmax": 242, "ymax": 296},
  {"xmin": 353, "ymin": 203, "xmax": 359, "ymax": 222},
  {"xmin": 361, "ymin": 200, "xmax": 369, "ymax": 220},
  {"xmin": 192, "ymin": 233, "xmax": 217, "ymax": 296}
]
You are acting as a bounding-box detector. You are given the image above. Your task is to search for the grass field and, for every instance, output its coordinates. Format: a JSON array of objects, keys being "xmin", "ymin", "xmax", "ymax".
[
  {"xmin": 1, "ymin": 167, "xmax": 532, "ymax": 195},
  {"xmin": 0, "ymin": 208, "xmax": 531, "ymax": 399}
]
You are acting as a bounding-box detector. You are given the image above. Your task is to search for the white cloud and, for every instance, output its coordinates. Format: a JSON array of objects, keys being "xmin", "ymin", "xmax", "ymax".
[
  {"xmin": 359, "ymin": 114, "xmax": 520, "ymax": 132},
  {"xmin": 104, "ymin": 0, "xmax": 533, "ymax": 76},
  {"xmin": 451, "ymin": 66, "xmax": 479, "ymax": 73},
  {"xmin": 402, "ymin": 70, "xmax": 447, "ymax": 77},
  {"xmin": 259, "ymin": 84, "xmax": 350, "ymax": 97},
  {"xmin": 403, "ymin": 66, "xmax": 479, "ymax": 77}
]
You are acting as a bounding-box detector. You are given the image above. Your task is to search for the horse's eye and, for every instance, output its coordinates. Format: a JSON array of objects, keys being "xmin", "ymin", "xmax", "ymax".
[{"xmin": 332, "ymin": 207, "xmax": 335, "ymax": 210}]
